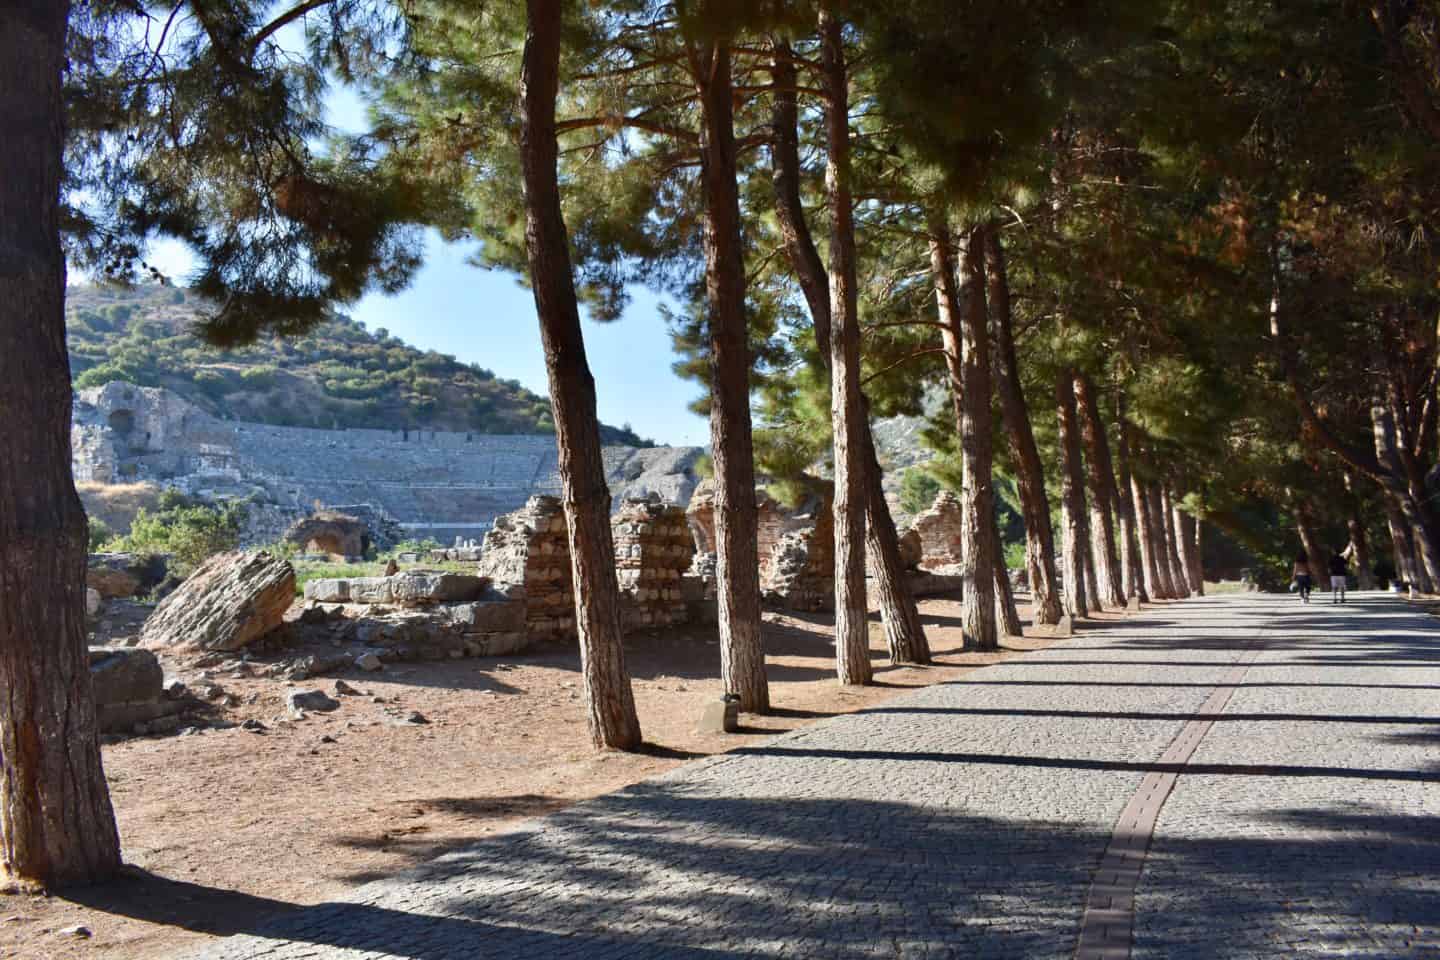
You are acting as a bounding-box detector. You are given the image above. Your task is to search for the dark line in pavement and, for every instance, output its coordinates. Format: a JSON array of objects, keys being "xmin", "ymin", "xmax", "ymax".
[{"xmin": 1072, "ymin": 636, "xmax": 1268, "ymax": 959}]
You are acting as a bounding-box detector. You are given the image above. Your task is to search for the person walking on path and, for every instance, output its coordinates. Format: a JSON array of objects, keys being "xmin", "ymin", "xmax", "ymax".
[
  {"xmin": 1328, "ymin": 550, "xmax": 1349, "ymax": 603},
  {"xmin": 1293, "ymin": 551, "xmax": 1313, "ymax": 603}
]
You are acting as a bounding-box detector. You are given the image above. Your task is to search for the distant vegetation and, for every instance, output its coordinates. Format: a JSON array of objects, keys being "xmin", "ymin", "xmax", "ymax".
[
  {"xmin": 96, "ymin": 490, "xmax": 244, "ymax": 576},
  {"xmin": 66, "ymin": 284, "xmax": 653, "ymax": 445}
]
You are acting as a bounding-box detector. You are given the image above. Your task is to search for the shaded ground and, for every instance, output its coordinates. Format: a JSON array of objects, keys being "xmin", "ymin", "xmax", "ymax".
[{"xmin": 2, "ymin": 594, "xmax": 1087, "ymax": 960}]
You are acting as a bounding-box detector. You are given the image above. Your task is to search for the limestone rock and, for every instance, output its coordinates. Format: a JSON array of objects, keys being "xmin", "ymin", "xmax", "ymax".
[
  {"xmin": 90, "ymin": 647, "xmax": 164, "ymax": 707},
  {"xmin": 355, "ymin": 652, "xmax": 383, "ymax": 671},
  {"xmin": 287, "ymin": 689, "xmax": 341, "ymax": 713},
  {"xmin": 89, "ymin": 647, "xmax": 182, "ymax": 733},
  {"xmin": 86, "ymin": 587, "xmax": 103, "ymax": 617},
  {"xmin": 140, "ymin": 551, "xmax": 295, "ymax": 653}
]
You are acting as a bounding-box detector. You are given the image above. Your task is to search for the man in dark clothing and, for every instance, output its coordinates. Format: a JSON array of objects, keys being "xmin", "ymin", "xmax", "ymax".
[{"xmin": 1328, "ymin": 551, "xmax": 1349, "ymax": 603}]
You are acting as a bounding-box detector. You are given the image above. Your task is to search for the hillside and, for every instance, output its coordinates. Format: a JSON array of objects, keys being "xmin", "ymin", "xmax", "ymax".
[{"xmin": 64, "ymin": 284, "xmax": 651, "ymax": 445}]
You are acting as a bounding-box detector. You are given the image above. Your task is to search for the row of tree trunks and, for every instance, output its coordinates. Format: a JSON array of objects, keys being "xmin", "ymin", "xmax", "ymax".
[
  {"xmin": 1055, "ymin": 372, "xmax": 1091, "ymax": 616},
  {"xmin": 0, "ymin": 0, "xmax": 124, "ymax": 888},
  {"xmin": 1113, "ymin": 397, "xmax": 1149, "ymax": 602},
  {"xmin": 1160, "ymin": 487, "xmax": 1191, "ymax": 597},
  {"xmin": 819, "ymin": 10, "xmax": 872, "ymax": 686},
  {"xmin": 769, "ymin": 38, "xmax": 928, "ymax": 666},
  {"xmin": 691, "ymin": 35, "xmax": 769, "ymax": 711},
  {"xmin": 985, "ymin": 230, "xmax": 1064, "ymax": 624},
  {"xmin": 1074, "ymin": 374, "xmax": 1125, "ymax": 608},
  {"xmin": 1151, "ymin": 483, "xmax": 1186, "ymax": 597}
]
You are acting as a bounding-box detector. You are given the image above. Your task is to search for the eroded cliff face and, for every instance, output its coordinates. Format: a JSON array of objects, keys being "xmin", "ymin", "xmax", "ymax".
[{"xmin": 72, "ymin": 382, "xmax": 705, "ymax": 545}]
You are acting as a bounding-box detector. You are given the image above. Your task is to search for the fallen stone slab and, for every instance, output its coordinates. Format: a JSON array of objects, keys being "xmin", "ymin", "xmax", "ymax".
[{"xmin": 140, "ymin": 551, "xmax": 295, "ymax": 654}]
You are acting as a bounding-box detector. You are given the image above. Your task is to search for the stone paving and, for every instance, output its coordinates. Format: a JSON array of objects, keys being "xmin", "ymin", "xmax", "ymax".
[{"xmin": 186, "ymin": 593, "xmax": 1440, "ymax": 959}]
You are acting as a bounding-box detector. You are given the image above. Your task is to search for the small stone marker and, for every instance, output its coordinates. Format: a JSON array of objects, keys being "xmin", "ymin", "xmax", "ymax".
[
  {"xmin": 697, "ymin": 694, "xmax": 740, "ymax": 734},
  {"xmin": 1036, "ymin": 614, "xmax": 1073, "ymax": 638}
]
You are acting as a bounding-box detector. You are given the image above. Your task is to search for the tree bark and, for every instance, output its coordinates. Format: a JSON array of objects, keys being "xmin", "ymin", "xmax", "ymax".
[
  {"xmin": 818, "ymin": 10, "xmax": 871, "ymax": 686},
  {"xmin": 1189, "ymin": 516, "xmax": 1205, "ymax": 595},
  {"xmin": 992, "ymin": 520, "xmax": 1022, "ymax": 637},
  {"xmin": 520, "ymin": 0, "xmax": 642, "ymax": 750},
  {"xmin": 690, "ymin": 35, "xmax": 769, "ymax": 710},
  {"xmin": 1083, "ymin": 535, "xmax": 1103, "ymax": 613},
  {"xmin": 1157, "ymin": 484, "xmax": 1189, "ymax": 597},
  {"xmin": 1291, "ymin": 494, "xmax": 1328, "ymax": 594},
  {"xmin": 1114, "ymin": 402, "xmax": 1148, "ymax": 602},
  {"xmin": 1385, "ymin": 496, "xmax": 1420, "ymax": 589},
  {"xmin": 1343, "ymin": 472, "xmax": 1375, "ymax": 590},
  {"xmin": 769, "ymin": 38, "xmax": 927, "ymax": 665},
  {"xmin": 1074, "ymin": 373, "xmax": 1125, "ymax": 608},
  {"xmin": 1172, "ymin": 498, "xmax": 1201, "ymax": 595},
  {"xmin": 1139, "ymin": 472, "xmax": 1176, "ymax": 599},
  {"xmin": 1055, "ymin": 373, "xmax": 1091, "ymax": 617},
  {"xmin": 0, "ymin": 0, "xmax": 123, "ymax": 889},
  {"xmin": 956, "ymin": 227, "xmax": 999, "ymax": 649},
  {"xmin": 985, "ymin": 229, "xmax": 1063, "ymax": 624},
  {"xmin": 1372, "ymin": 402, "xmax": 1440, "ymax": 590}
]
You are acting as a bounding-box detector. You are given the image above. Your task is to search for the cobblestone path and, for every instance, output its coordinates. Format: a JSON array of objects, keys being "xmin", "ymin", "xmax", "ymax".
[{"xmin": 187, "ymin": 593, "xmax": 1440, "ymax": 959}]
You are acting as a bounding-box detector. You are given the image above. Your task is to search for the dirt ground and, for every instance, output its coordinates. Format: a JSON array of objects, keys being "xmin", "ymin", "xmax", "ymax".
[{"xmin": 1, "ymin": 596, "xmax": 1127, "ymax": 960}]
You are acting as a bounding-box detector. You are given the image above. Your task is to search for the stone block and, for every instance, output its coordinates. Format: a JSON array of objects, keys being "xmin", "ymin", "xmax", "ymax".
[
  {"xmin": 348, "ymin": 577, "xmax": 396, "ymax": 604},
  {"xmin": 90, "ymin": 647, "xmax": 164, "ymax": 706},
  {"xmin": 696, "ymin": 695, "xmax": 740, "ymax": 734},
  {"xmin": 390, "ymin": 570, "xmax": 488, "ymax": 605},
  {"xmin": 140, "ymin": 551, "xmax": 294, "ymax": 653},
  {"xmin": 304, "ymin": 578, "xmax": 351, "ymax": 603}
]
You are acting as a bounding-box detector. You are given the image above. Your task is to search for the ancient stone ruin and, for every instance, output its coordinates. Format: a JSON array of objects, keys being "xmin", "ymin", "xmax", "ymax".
[
  {"xmin": 303, "ymin": 569, "xmax": 528, "ymax": 660},
  {"xmin": 612, "ymin": 496, "xmax": 696, "ymax": 630},
  {"xmin": 72, "ymin": 381, "xmax": 704, "ymax": 546},
  {"xmin": 476, "ymin": 495, "xmax": 576, "ymax": 641},
  {"xmin": 284, "ymin": 511, "xmax": 372, "ymax": 560},
  {"xmin": 762, "ymin": 490, "xmax": 835, "ymax": 612},
  {"xmin": 909, "ymin": 490, "xmax": 965, "ymax": 571}
]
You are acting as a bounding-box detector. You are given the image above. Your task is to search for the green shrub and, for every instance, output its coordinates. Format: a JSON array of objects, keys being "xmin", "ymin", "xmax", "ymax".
[
  {"xmin": 87, "ymin": 516, "xmax": 113, "ymax": 552},
  {"xmin": 898, "ymin": 467, "xmax": 942, "ymax": 515},
  {"xmin": 110, "ymin": 497, "xmax": 246, "ymax": 575}
]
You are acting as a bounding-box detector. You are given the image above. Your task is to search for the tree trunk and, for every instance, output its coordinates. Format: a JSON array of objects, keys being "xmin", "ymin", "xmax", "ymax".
[
  {"xmin": 1131, "ymin": 471, "xmax": 1164, "ymax": 599},
  {"xmin": 956, "ymin": 227, "xmax": 999, "ymax": 649},
  {"xmin": 819, "ymin": 11, "xmax": 870, "ymax": 686},
  {"xmin": 1055, "ymin": 373, "xmax": 1090, "ymax": 617},
  {"xmin": 1157, "ymin": 484, "xmax": 1189, "ymax": 597},
  {"xmin": 985, "ymin": 229, "xmax": 1063, "ymax": 624},
  {"xmin": 1343, "ymin": 473, "xmax": 1375, "ymax": 590},
  {"xmin": 691, "ymin": 37, "xmax": 769, "ymax": 710},
  {"xmin": 1372, "ymin": 403, "xmax": 1440, "ymax": 590},
  {"xmin": 1141, "ymin": 476, "xmax": 1177, "ymax": 599},
  {"xmin": 1292, "ymin": 495, "xmax": 1328, "ymax": 594},
  {"xmin": 1074, "ymin": 374, "xmax": 1125, "ymax": 607},
  {"xmin": 1172, "ymin": 499, "xmax": 1201, "ymax": 595},
  {"xmin": 1083, "ymin": 536, "xmax": 1103, "ymax": 613},
  {"xmin": 1190, "ymin": 516, "xmax": 1205, "ymax": 595},
  {"xmin": 520, "ymin": 0, "xmax": 642, "ymax": 750},
  {"xmin": 1385, "ymin": 496, "xmax": 1419, "ymax": 588},
  {"xmin": 770, "ymin": 38, "xmax": 928, "ymax": 665},
  {"xmin": 992, "ymin": 519, "xmax": 1022, "ymax": 637},
  {"xmin": 0, "ymin": 0, "xmax": 122, "ymax": 889},
  {"xmin": 1114, "ymin": 402, "xmax": 1148, "ymax": 602}
]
